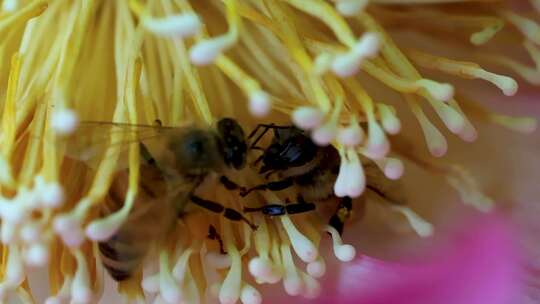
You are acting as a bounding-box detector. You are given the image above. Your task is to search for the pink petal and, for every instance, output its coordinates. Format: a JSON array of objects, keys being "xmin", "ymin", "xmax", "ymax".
[{"xmin": 317, "ymin": 212, "xmax": 523, "ymax": 304}]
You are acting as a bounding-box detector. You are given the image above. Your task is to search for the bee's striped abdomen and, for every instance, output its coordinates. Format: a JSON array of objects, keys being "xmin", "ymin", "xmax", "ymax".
[{"xmin": 98, "ymin": 166, "xmax": 174, "ymax": 282}]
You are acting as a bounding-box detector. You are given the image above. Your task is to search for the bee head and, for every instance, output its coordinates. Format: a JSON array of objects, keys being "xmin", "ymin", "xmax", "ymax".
[
  {"xmin": 259, "ymin": 127, "xmax": 318, "ymax": 174},
  {"xmin": 217, "ymin": 118, "xmax": 247, "ymax": 170}
]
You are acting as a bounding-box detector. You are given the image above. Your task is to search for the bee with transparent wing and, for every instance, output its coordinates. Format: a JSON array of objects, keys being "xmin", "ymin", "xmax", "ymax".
[{"xmin": 63, "ymin": 118, "xmax": 255, "ymax": 281}]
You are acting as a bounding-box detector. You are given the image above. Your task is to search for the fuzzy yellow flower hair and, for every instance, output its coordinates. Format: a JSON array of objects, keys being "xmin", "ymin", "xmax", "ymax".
[{"xmin": 0, "ymin": 0, "xmax": 537, "ymax": 303}]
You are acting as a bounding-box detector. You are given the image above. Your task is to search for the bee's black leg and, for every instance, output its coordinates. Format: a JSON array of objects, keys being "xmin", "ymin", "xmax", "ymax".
[
  {"xmin": 190, "ymin": 195, "xmax": 257, "ymax": 230},
  {"xmin": 328, "ymin": 196, "xmax": 353, "ymax": 235},
  {"xmin": 219, "ymin": 176, "xmax": 246, "ymax": 192},
  {"xmin": 240, "ymin": 177, "xmax": 294, "ymax": 197},
  {"xmin": 208, "ymin": 225, "xmax": 227, "ymax": 254},
  {"xmin": 244, "ymin": 201, "xmax": 316, "ymax": 216},
  {"xmin": 139, "ymin": 143, "xmax": 157, "ymax": 167},
  {"xmin": 247, "ymin": 124, "xmax": 295, "ymax": 149}
]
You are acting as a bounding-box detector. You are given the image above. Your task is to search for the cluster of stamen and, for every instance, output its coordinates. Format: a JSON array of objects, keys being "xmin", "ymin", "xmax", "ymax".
[{"xmin": 0, "ymin": 0, "xmax": 537, "ymax": 303}]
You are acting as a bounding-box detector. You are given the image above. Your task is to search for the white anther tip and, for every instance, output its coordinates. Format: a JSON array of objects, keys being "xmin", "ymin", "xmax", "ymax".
[
  {"xmin": 85, "ymin": 221, "xmax": 115, "ymax": 242},
  {"xmin": 25, "ymin": 244, "xmax": 49, "ymax": 267},
  {"xmin": 51, "ymin": 108, "xmax": 79, "ymax": 135},
  {"xmin": 306, "ymin": 258, "xmax": 326, "ymax": 278},
  {"xmin": 249, "ymin": 91, "xmax": 271, "ymax": 117},
  {"xmin": 331, "ymin": 54, "xmax": 360, "ymax": 78},
  {"xmin": 338, "ymin": 125, "xmax": 363, "ymax": 147},
  {"xmin": 248, "ymin": 257, "xmax": 271, "ymax": 278},
  {"xmin": 302, "ymin": 275, "xmax": 322, "ymax": 299},
  {"xmin": 336, "ymin": 0, "xmax": 368, "ymax": 17},
  {"xmin": 240, "ymin": 285, "xmax": 262, "ymax": 304},
  {"xmin": 20, "ymin": 225, "xmax": 39, "ymax": 243},
  {"xmin": 162, "ymin": 287, "xmax": 182, "ymax": 304},
  {"xmin": 53, "ymin": 215, "xmax": 76, "ymax": 233},
  {"xmin": 336, "ymin": 244, "xmax": 356, "ymax": 262},
  {"xmin": 2, "ymin": 0, "xmax": 17, "ymax": 12},
  {"xmin": 384, "ymin": 158, "xmax": 404, "ymax": 180},
  {"xmin": 292, "ymin": 107, "xmax": 324, "ymax": 130},
  {"xmin": 72, "ymin": 286, "xmax": 92, "ymax": 304},
  {"xmin": 311, "ymin": 124, "xmax": 337, "ymax": 146},
  {"xmin": 284, "ymin": 277, "xmax": 303, "ymax": 296},
  {"xmin": 44, "ymin": 298, "xmax": 61, "ymax": 304},
  {"xmin": 41, "ymin": 183, "xmax": 65, "ymax": 208},
  {"xmin": 142, "ymin": 275, "xmax": 160, "ymax": 293},
  {"xmin": 355, "ymin": 32, "xmax": 380, "ymax": 58},
  {"xmin": 382, "ymin": 116, "xmax": 401, "ymax": 135},
  {"xmin": 434, "ymin": 83, "xmax": 454, "ymax": 102},
  {"xmin": 143, "ymin": 13, "xmax": 201, "ymax": 38},
  {"xmin": 190, "ymin": 40, "xmax": 222, "ymax": 66},
  {"xmin": 430, "ymin": 144, "xmax": 447, "ymax": 157}
]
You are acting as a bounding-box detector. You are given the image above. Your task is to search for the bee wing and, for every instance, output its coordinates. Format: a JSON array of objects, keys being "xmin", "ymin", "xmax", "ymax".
[{"xmin": 57, "ymin": 121, "xmax": 191, "ymax": 171}]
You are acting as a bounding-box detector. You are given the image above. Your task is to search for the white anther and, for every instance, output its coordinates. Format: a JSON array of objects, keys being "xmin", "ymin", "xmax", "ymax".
[
  {"xmin": 25, "ymin": 243, "xmax": 49, "ymax": 267},
  {"xmin": 190, "ymin": 35, "xmax": 233, "ymax": 66},
  {"xmin": 332, "ymin": 33, "xmax": 380, "ymax": 77},
  {"xmin": 1, "ymin": 221, "xmax": 18, "ymax": 244},
  {"xmin": 142, "ymin": 274, "xmax": 160, "ymax": 293},
  {"xmin": 344, "ymin": 154, "xmax": 366, "ymax": 198},
  {"xmin": 219, "ymin": 248, "xmax": 242, "ymax": 304},
  {"xmin": 20, "ymin": 223, "xmax": 40, "ymax": 243},
  {"xmin": 325, "ymin": 226, "xmax": 357, "ymax": 262},
  {"xmin": 283, "ymin": 274, "xmax": 304, "ymax": 296},
  {"xmin": 72, "ymin": 251, "xmax": 92, "ymax": 304},
  {"xmin": 249, "ymin": 90, "xmax": 271, "ymax": 117},
  {"xmin": 391, "ymin": 206, "xmax": 434, "ymax": 237},
  {"xmin": 292, "ymin": 107, "xmax": 324, "ymax": 130},
  {"xmin": 281, "ymin": 217, "xmax": 318, "ymax": 263},
  {"xmin": 338, "ymin": 123, "xmax": 364, "ymax": 147},
  {"xmin": 334, "ymin": 154, "xmax": 349, "ymax": 197},
  {"xmin": 375, "ymin": 157, "xmax": 404, "ymax": 180},
  {"xmin": 248, "ymin": 257, "xmax": 281, "ymax": 283},
  {"xmin": 301, "ymin": 273, "xmax": 322, "ymax": 299},
  {"xmin": 143, "ymin": 13, "xmax": 201, "ymax": 38},
  {"xmin": 306, "ymin": 257, "xmax": 326, "ymax": 278},
  {"xmin": 206, "ymin": 252, "xmax": 231, "ymax": 269},
  {"xmin": 40, "ymin": 182, "xmax": 65, "ymax": 208},
  {"xmin": 240, "ymin": 284, "xmax": 262, "ymax": 304},
  {"xmin": 378, "ymin": 104, "xmax": 401, "ymax": 135},
  {"xmin": 0, "ymin": 203, "xmax": 26, "ymax": 224},
  {"xmin": 173, "ymin": 249, "xmax": 194, "ymax": 282},
  {"xmin": 51, "ymin": 108, "xmax": 79, "ymax": 135},
  {"xmin": 336, "ymin": 0, "xmax": 369, "ymax": 17},
  {"xmin": 2, "ymin": 0, "xmax": 17, "ymax": 12},
  {"xmin": 313, "ymin": 53, "xmax": 334, "ymax": 75},
  {"xmin": 6, "ymin": 245, "xmax": 24, "ymax": 285},
  {"xmin": 416, "ymin": 79, "xmax": 454, "ymax": 102},
  {"xmin": 54, "ymin": 215, "xmax": 85, "ymax": 247},
  {"xmin": 312, "ymin": 121, "xmax": 337, "ymax": 146},
  {"xmin": 366, "ymin": 122, "xmax": 389, "ymax": 159},
  {"xmin": 85, "ymin": 211, "xmax": 126, "ymax": 242}
]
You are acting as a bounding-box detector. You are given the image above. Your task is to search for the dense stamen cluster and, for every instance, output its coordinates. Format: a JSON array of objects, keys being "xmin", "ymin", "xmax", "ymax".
[{"xmin": 0, "ymin": 0, "xmax": 537, "ymax": 303}]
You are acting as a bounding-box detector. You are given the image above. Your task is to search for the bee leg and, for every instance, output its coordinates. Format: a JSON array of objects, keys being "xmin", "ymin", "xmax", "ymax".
[
  {"xmin": 139, "ymin": 143, "xmax": 157, "ymax": 167},
  {"xmin": 240, "ymin": 177, "xmax": 294, "ymax": 197},
  {"xmin": 247, "ymin": 124, "xmax": 294, "ymax": 149},
  {"xmin": 244, "ymin": 202, "xmax": 316, "ymax": 216},
  {"xmin": 190, "ymin": 195, "xmax": 258, "ymax": 230},
  {"xmin": 208, "ymin": 225, "xmax": 227, "ymax": 254},
  {"xmin": 219, "ymin": 176, "xmax": 246, "ymax": 192},
  {"xmin": 328, "ymin": 196, "xmax": 353, "ymax": 235}
]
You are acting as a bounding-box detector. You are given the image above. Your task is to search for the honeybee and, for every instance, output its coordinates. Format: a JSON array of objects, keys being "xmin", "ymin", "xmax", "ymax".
[
  {"xmin": 241, "ymin": 124, "xmax": 402, "ymax": 235},
  {"xmin": 77, "ymin": 118, "xmax": 255, "ymax": 281}
]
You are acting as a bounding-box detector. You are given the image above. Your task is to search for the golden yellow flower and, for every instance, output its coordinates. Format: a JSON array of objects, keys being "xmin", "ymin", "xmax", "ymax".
[{"xmin": 0, "ymin": 0, "xmax": 537, "ymax": 303}]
